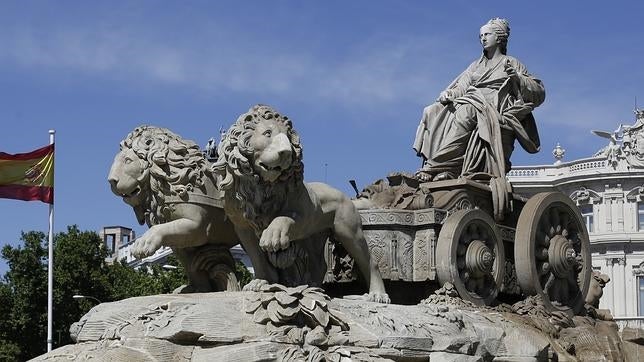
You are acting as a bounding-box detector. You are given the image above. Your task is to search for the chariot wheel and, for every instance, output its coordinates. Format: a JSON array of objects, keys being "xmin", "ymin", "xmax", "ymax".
[
  {"xmin": 436, "ymin": 209, "xmax": 505, "ymax": 306},
  {"xmin": 515, "ymin": 192, "xmax": 591, "ymax": 315}
]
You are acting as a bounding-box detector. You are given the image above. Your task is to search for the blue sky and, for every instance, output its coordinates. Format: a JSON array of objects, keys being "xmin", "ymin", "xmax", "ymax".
[{"xmin": 1, "ymin": 1, "xmax": 643, "ymax": 274}]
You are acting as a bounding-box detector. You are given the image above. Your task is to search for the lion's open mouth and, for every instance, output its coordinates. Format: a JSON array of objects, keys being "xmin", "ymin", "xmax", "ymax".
[
  {"xmin": 120, "ymin": 186, "xmax": 141, "ymax": 199},
  {"xmin": 257, "ymin": 162, "xmax": 287, "ymax": 182},
  {"xmin": 258, "ymin": 162, "xmax": 283, "ymax": 172}
]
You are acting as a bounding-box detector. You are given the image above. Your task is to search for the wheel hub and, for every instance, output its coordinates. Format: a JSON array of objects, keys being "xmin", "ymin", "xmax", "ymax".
[
  {"xmin": 548, "ymin": 234, "xmax": 577, "ymax": 278},
  {"xmin": 466, "ymin": 239, "xmax": 494, "ymax": 278}
]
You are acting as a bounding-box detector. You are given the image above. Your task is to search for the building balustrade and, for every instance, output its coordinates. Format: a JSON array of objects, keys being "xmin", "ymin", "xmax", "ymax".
[{"xmin": 507, "ymin": 157, "xmax": 609, "ymax": 178}]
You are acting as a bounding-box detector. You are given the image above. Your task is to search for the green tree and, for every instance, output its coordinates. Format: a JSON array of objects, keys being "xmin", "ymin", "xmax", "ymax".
[
  {"xmin": 0, "ymin": 226, "xmax": 188, "ymax": 360},
  {"xmin": 235, "ymin": 260, "xmax": 253, "ymax": 288},
  {"xmin": 51, "ymin": 226, "xmax": 112, "ymax": 347},
  {"xmin": 106, "ymin": 256, "xmax": 186, "ymax": 300},
  {"xmin": 0, "ymin": 280, "xmax": 20, "ymax": 360},
  {"xmin": 1, "ymin": 231, "xmax": 49, "ymax": 361}
]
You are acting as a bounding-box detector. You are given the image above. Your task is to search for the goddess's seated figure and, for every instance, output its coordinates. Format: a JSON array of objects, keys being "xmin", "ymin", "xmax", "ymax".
[{"xmin": 413, "ymin": 18, "xmax": 545, "ymax": 182}]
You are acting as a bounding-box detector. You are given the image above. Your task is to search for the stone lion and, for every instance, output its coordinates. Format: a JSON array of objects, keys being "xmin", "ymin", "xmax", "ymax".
[
  {"xmin": 213, "ymin": 105, "xmax": 389, "ymax": 303},
  {"xmin": 108, "ymin": 125, "xmax": 240, "ymax": 292}
]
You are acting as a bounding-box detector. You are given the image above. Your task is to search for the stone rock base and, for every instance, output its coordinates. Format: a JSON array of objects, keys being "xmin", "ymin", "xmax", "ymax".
[{"xmin": 33, "ymin": 291, "xmax": 636, "ymax": 361}]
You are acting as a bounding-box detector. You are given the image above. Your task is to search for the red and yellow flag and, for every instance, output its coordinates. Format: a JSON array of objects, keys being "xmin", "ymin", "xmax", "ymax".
[{"xmin": 0, "ymin": 144, "xmax": 54, "ymax": 204}]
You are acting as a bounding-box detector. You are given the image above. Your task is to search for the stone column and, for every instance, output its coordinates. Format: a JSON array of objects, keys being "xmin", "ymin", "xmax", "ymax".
[
  {"xmin": 618, "ymin": 257, "xmax": 627, "ymax": 316},
  {"xmin": 604, "ymin": 197, "xmax": 613, "ymax": 231},
  {"xmin": 606, "ymin": 258, "xmax": 615, "ymax": 313},
  {"xmin": 616, "ymin": 198, "xmax": 625, "ymax": 231}
]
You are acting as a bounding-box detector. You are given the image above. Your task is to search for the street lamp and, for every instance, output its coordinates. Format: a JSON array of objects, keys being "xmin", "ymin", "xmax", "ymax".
[
  {"xmin": 162, "ymin": 264, "xmax": 178, "ymax": 270},
  {"xmin": 72, "ymin": 295, "xmax": 101, "ymax": 304}
]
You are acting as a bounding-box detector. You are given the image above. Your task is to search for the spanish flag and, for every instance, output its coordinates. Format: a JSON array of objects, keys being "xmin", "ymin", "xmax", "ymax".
[{"xmin": 0, "ymin": 144, "xmax": 54, "ymax": 204}]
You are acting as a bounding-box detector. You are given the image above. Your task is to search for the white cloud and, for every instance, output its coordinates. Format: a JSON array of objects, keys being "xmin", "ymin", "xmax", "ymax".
[{"xmin": 0, "ymin": 24, "xmax": 457, "ymax": 108}]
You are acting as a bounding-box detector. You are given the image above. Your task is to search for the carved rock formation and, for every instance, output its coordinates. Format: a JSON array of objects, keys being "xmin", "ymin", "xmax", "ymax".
[{"xmin": 34, "ymin": 288, "xmax": 635, "ymax": 361}]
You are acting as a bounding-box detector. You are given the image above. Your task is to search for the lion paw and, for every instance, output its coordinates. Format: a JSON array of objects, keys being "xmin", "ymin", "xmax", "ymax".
[
  {"xmin": 259, "ymin": 216, "xmax": 294, "ymax": 252},
  {"xmin": 242, "ymin": 279, "xmax": 269, "ymax": 292},
  {"xmin": 367, "ymin": 292, "xmax": 391, "ymax": 304},
  {"xmin": 131, "ymin": 229, "xmax": 163, "ymax": 259}
]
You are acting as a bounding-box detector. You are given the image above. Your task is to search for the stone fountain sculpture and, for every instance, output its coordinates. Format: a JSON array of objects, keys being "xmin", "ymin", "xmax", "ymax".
[{"xmin": 35, "ymin": 18, "xmax": 641, "ymax": 361}]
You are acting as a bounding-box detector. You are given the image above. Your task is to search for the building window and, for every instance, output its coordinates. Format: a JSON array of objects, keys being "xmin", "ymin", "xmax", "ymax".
[
  {"xmin": 105, "ymin": 234, "xmax": 116, "ymax": 255},
  {"xmin": 639, "ymin": 276, "xmax": 644, "ymax": 315},
  {"xmin": 638, "ymin": 203, "xmax": 644, "ymax": 231},
  {"xmin": 580, "ymin": 204, "xmax": 593, "ymax": 233}
]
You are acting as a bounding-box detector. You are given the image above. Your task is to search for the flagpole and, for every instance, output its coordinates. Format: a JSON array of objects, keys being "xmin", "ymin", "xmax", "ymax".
[{"xmin": 47, "ymin": 129, "xmax": 55, "ymax": 352}]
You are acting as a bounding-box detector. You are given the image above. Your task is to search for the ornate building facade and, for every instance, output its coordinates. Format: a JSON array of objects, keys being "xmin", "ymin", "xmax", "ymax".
[{"xmin": 508, "ymin": 110, "xmax": 644, "ymax": 318}]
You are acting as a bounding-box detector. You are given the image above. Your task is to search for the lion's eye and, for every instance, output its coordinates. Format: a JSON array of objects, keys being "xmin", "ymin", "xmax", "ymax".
[
  {"xmin": 124, "ymin": 157, "xmax": 133, "ymax": 164},
  {"xmin": 262, "ymin": 130, "xmax": 272, "ymax": 137}
]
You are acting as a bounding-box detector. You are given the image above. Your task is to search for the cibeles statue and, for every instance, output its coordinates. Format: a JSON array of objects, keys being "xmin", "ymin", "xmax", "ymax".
[{"xmin": 413, "ymin": 18, "xmax": 545, "ymax": 186}]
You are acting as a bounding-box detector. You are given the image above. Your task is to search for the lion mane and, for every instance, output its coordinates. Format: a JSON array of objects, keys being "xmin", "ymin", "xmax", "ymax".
[
  {"xmin": 121, "ymin": 125, "xmax": 211, "ymax": 225},
  {"xmin": 214, "ymin": 105, "xmax": 304, "ymax": 233}
]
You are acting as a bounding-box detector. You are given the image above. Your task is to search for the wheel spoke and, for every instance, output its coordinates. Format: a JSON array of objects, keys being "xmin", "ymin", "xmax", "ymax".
[
  {"xmin": 540, "ymin": 216, "xmax": 551, "ymax": 236},
  {"xmin": 471, "ymin": 230, "xmax": 480, "ymax": 241},
  {"xmin": 550, "ymin": 209, "xmax": 561, "ymax": 231},
  {"xmin": 536, "ymin": 247, "xmax": 549, "ymax": 261},
  {"xmin": 542, "ymin": 235, "xmax": 550, "ymax": 247},
  {"xmin": 561, "ymin": 213, "xmax": 570, "ymax": 232}
]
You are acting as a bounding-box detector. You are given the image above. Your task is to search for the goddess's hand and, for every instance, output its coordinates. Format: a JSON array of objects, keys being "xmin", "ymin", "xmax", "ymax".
[
  {"xmin": 505, "ymin": 59, "xmax": 520, "ymax": 84},
  {"xmin": 437, "ymin": 90, "xmax": 453, "ymax": 104}
]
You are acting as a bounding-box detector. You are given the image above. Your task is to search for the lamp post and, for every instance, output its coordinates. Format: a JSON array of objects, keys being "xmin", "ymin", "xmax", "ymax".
[
  {"xmin": 162, "ymin": 264, "xmax": 178, "ymax": 270},
  {"xmin": 72, "ymin": 295, "xmax": 101, "ymax": 304}
]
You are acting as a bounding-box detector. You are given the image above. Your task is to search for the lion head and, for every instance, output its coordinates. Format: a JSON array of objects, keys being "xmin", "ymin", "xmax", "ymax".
[
  {"xmin": 108, "ymin": 125, "xmax": 211, "ymax": 226},
  {"xmin": 214, "ymin": 105, "xmax": 304, "ymax": 232}
]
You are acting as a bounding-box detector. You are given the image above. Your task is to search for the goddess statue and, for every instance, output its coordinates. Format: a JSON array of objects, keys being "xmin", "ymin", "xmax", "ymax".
[{"xmin": 413, "ymin": 18, "xmax": 545, "ymax": 182}]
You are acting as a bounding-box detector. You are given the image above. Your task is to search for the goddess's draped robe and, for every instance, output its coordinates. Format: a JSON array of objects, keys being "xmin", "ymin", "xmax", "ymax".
[{"xmin": 413, "ymin": 55, "xmax": 545, "ymax": 179}]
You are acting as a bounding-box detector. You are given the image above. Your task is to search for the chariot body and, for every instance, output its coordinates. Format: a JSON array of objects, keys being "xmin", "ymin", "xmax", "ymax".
[{"xmin": 325, "ymin": 175, "xmax": 592, "ymax": 316}]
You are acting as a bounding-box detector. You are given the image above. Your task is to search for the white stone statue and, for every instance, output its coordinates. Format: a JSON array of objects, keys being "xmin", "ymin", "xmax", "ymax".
[
  {"xmin": 413, "ymin": 18, "xmax": 545, "ymax": 182},
  {"xmin": 108, "ymin": 126, "xmax": 240, "ymax": 292},
  {"xmin": 213, "ymin": 105, "xmax": 390, "ymax": 303}
]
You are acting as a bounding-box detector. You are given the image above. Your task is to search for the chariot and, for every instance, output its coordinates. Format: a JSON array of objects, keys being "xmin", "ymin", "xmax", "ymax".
[{"xmin": 325, "ymin": 175, "xmax": 592, "ymax": 315}]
